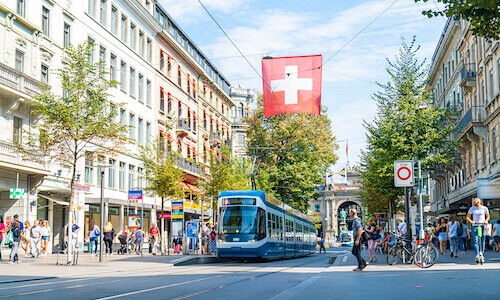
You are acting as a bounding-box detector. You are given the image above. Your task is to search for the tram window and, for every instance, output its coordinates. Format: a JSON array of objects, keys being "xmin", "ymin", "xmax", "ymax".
[
  {"xmin": 268, "ymin": 212, "xmax": 271, "ymax": 238},
  {"xmin": 272, "ymin": 214, "xmax": 276, "ymax": 240},
  {"xmin": 279, "ymin": 216, "xmax": 283, "ymax": 240},
  {"xmin": 257, "ymin": 208, "xmax": 266, "ymax": 240}
]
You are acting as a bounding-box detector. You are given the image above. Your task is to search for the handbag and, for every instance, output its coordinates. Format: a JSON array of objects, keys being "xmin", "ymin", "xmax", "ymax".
[{"xmin": 5, "ymin": 230, "xmax": 14, "ymax": 246}]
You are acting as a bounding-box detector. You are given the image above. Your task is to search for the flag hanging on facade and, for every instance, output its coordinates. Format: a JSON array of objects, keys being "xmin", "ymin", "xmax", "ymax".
[{"xmin": 262, "ymin": 55, "xmax": 322, "ymax": 118}]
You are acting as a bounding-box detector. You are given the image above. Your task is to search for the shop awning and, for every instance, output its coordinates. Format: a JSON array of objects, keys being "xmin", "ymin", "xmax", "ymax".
[
  {"xmin": 181, "ymin": 182, "xmax": 204, "ymax": 195},
  {"xmin": 38, "ymin": 194, "xmax": 69, "ymax": 206}
]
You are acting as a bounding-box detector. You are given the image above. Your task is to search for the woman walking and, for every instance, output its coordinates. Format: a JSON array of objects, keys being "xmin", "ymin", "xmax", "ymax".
[
  {"xmin": 40, "ymin": 220, "xmax": 51, "ymax": 257},
  {"xmin": 209, "ymin": 226, "xmax": 217, "ymax": 255},
  {"xmin": 103, "ymin": 221, "xmax": 115, "ymax": 256},
  {"xmin": 88, "ymin": 220, "xmax": 99, "ymax": 256},
  {"xmin": 365, "ymin": 217, "xmax": 378, "ymax": 262},
  {"xmin": 436, "ymin": 217, "xmax": 448, "ymax": 255},
  {"xmin": 20, "ymin": 220, "xmax": 31, "ymax": 257},
  {"xmin": 0, "ymin": 216, "xmax": 5, "ymax": 260},
  {"xmin": 447, "ymin": 216, "xmax": 459, "ymax": 257}
]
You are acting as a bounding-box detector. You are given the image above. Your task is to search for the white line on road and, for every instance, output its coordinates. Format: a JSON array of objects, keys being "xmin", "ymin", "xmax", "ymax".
[
  {"xmin": 270, "ymin": 275, "xmax": 322, "ymax": 300},
  {"xmin": 95, "ymin": 275, "xmax": 225, "ymax": 300}
]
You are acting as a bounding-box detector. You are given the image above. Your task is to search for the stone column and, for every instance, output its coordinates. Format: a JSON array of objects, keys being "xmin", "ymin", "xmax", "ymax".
[
  {"xmin": 104, "ymin": 203, "xmax": 109, "ymax": 223},
  {"xmin": 119, "ymin": 204, "xmax": 124, "ymax": 232}
]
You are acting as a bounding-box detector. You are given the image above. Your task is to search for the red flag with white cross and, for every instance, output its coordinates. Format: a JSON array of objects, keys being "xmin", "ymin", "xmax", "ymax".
[{"xmin": 262, "ymin": 55, "xmax": 322, "ymax": 118}]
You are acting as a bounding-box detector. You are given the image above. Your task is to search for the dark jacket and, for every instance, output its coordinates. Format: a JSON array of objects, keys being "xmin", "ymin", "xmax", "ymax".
[
  {"xmin": 12, "ymin": 227, "xmax": 21, "ymax": 243},
  {"xmin": 103, "ymin": 228, "xmax": 115, "ymax": 241}
]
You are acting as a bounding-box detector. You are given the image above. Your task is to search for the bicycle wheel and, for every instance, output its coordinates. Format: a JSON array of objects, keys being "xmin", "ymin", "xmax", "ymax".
[
  {"xmin": 387, "ymin": 246, "xmax": 402, "ymax": 265},
  {"xmin": 414, "ymin": 243, "xmax": 439, "ymax": 268}
]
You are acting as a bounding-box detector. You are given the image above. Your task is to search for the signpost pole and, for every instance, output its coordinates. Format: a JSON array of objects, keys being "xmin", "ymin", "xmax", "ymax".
[
  {"xmin": 418, "ymin": 160, "xmax": 424, "ymax": 240},
  {"xmin": 404, "ymin": 186, "xmax": 412, "ymax": 243},
  {"xmin": 141, "ymin": 191, "xmax": 144, "ymax": 257},
  {"xmin": 161, "ymin": 197, "xmax": 165, "ymax": 255},
  {"xmin": 99, "ymin": 170, "xmax": 104, "ymax": 263}
]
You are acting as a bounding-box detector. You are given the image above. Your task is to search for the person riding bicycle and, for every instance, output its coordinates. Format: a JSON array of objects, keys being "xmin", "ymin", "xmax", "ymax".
[{"xmin": 466, "ymin": 197, "xmax": 490, "ymax": 263}]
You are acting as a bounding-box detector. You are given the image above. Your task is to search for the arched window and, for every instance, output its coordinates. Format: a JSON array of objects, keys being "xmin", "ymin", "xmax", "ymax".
[{"xmin": 238, "ymin": 102, "xmax": 244, "ymax": 120}]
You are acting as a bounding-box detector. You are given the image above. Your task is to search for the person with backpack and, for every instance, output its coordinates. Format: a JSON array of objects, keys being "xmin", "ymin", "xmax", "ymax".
[
  {"xmin": 350, "ymin": 208, "xmax": 367, "ymax": 271},
  {"xmin": 135, "ymin": 228, "xmax": 144, "ymax": 255},
  {"xmin": 458, "ymin": 219, "xmax": 469, "ymax": 254},
  {"xmin": 447, "ymin": 216, "xmax": 459, "ymax": 257},
  {"xmin": 365, "ymin": 217, "xmax": 379, "ymax": 263},
  {"xmin": 8, "ymin": 221, "xmax": 22, "ymax": 264},
  {"xmin": 88, "ymin": 220, "xmax": 100, "ymax": 256}
]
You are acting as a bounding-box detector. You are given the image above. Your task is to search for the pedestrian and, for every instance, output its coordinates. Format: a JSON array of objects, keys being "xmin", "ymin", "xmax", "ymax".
[
  {"xmin": 20, "ymin": 220, "xmax": 31, "ymax": 256},
  {"xmin": 466, "ymin": 197, "xmax": 490, "ymax": 263},
  {"xmin": 0, "ymin": 216, "xmax": 5, "ymax": 260},
  {"xmin": 493, "ymin": 220, "xmax": 500, "ymax": 252},
  {"xmin": 64, "ymin": 219, "xmax": 80, "ymax": 253},
  {"xmin": 447, "ymin": 216, "xmax": 459, "ymax": 257},
  {"xmin": 117, "ymin": 230, "xmax": 128, "ymax": 254},
  {"xmin": 397, "ymin": 220, "xmax": 407, "ymax": 237},
  {"xmin": 9, "ymin": 221, "xmax": 22, "ymax": 264},
  {"xmin": 149, "ymin": 224, "xmax": 159, "ymax": 255},
  {"xmin": 88, "ymin": 220, "xmax": 100, "ymax": 256},
  {"xmin": 317, "ymin": 236, "xmax": 326, "ymax": 253},
  {"xmin": 30, "ymin": 220, "xmax": 42, "ymax": 258},
  {"xmin": 103, "ymin": 221, "xmax": 115, "ymax": 256},
  {"xmin": 135, "ymin": 227, "xmax": 144, "ymax": 255},
  {"xmin": 203, "ymin": 223, "xmax": 210, "ymax": 254},
  {"xmin": 365, "ymin": 217, "xmax": 378, "ymax": 263},
  {"xmin": 458, "ymin": 219, "xmax": 470, "ymax": 254},
  {"xmin": 209, "ymin": 226, "xmax": 217, "ymax": 255},
  {"xmin": 350, "ymin": 208, "xmax": 367, "ymax": 271},
  {"xmin": 40, "ymin": 220, "xmax": 51, "ymax": 257},
  {"xmin": 10, "ymin": 214, "xmax": 24, "ymax": 231},
  {"xmin": 436, "ymin": 217, "xmax": 448, "ymax": 255}
]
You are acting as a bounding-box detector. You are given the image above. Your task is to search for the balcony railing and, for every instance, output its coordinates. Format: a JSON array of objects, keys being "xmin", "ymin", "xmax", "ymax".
[
  {"xmin": 0, "ymin": 62, "xmax": 43, "ymax": 96},
  {"xmin": 453, "ymin": 106, "xmax": 485, "ymax": 140},
  {"xmin": 460, "ymin": 63, "xmax": 476, "ymax": 89},
  {"xmin": 0, "ymin": 140, "xmax": 47, "ymax": 170},
  {"xmin": 176, "ymin": 119, "xmax": 190, "ymax": 135},
  {"xmin": 177, "ymin": 157, "xmax": 205, "ymax": 177}
]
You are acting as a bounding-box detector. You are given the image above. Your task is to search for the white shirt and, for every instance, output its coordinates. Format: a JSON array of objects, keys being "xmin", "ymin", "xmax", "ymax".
[
  {"xmin": 493, "ymin": 223, "xmax": 500, "ymax": 237},
  {"xmin": 448, "ymin": 221, "xmax": 458, "ymax": 237},
  {"xmin": 40, "ymin": 226, "xmax": 50, "ymax": 237},
  {"xmin": 468, "ymin": 206, "xmax": 489, "ymax": 224},
  {"xmin": 398, "ymin": 222, "xmax": 407, "ymax": 235}
]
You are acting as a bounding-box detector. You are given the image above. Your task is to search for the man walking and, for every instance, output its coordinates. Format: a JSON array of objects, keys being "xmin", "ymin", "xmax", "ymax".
[
  {"xmin": 30, "ymin": 220, "xmax": 42, "ymax": 258},
  {"xmin": 350, "ymin": 208, "xmax": 367, "ymax": 271},
  {"xmin": 466, "ymin": 198, "xmax": 490, "ymax": 263},
  {"xmin": 9, "ymin": 221, "xmax": 22, "ymax": 264}
]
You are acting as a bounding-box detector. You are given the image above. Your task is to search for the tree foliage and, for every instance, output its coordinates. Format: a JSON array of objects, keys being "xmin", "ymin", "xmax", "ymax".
[
  {"xmin": 22, "ymin": 43, "xmax": 127, "ymax": 264},
  {"xmin": 360, "ymin": 37, "xmax": 458, "ymax": 214},
  {"xmin": 201, "ymin": 145, "xmax": 251, "ymax": 199},
  {"xmin": 415, "ymin": 0, "xmax": 500, "ymax": 40},
  {"xmin": 245, "ymin": 99, "xmax": 338, "ymax": 212}
]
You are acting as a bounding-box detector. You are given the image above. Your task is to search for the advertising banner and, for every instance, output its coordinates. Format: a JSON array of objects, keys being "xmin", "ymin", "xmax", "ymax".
[{"xmin": 128, "ymin": 214, "xmax": 142, "ymax": 229}]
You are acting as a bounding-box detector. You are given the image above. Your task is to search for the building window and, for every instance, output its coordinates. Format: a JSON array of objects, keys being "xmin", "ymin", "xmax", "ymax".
[
  {"xmin": 130, "ymin": 23, "xmax": 136, "ymax": 49},
  {"xmin": 160, "ymin": 52, "xmax": 164, "ymax": 71},
  {"xmin": 119, "ymin": 162, "xmax": 125, "ymax": 191},
  {"xmin": 145, "ymin": 122, "xmax": 151, "ymax": 147},
  {"xmin": 138, "ymin": 74, "xmax": 144, "ymax": 102},
  {"xmin": 17, "ymin": 0, "xmax": 25, "ymax": 17},
  {"xmin": 42, "ymin": 6, "xmax": 50, "ymax": 36},
  {"xmin": 87, "ymin": 37, "xmax": 95, "ymax": 63},
  {"xmin": 167, "ymin": 56, "xmax": 172, "ymax": 75},
  {"xmin": 493, "ymin": 128, "xmax": 497, "ymax": 162},
  {"xmin": 111, "ymin": 6, "xmax": 117, "ymax": 34},
  {"xmin": 129, "ymin": 113, "xmax": 135, "ymax": 140},
  {"xmin": 137, "ymin": 167, "xmax": 144, "ymax": 188},
  {"xmin": 177, "ymin": 66, "xmax": 182, "ymax": 87},
  {"xmin": 99, "ymin": 0, "xmax": 106, "ymax": 26},
  {"xmin": 146, "ymin": 79, "xmax": 151, "ymax": 107},
  {"xmin": 85, "ymin": 152, "xmax": 94, "ymax": 184},
  {"xmin": 128, "ymin": 165, "xmax": 135, "ymax": 189},
  {"xmin": 120, "ymin": 109, "xmax": 126, "ymax": 126},
  {"xmin": 139, "ymin": 31, "xmax": 144, "ymax": 57},
  {"xmin": 129, "ymin": 67, "xmax": 136, "ymax": 96},
  {"xmin": 63, "ymin": 23, "xmax": 71, "ymax": 47},
  {"xmin": 88, "ymin": 0, "xmax": 95, "ymax": 16},
  {"xmin": 137, "ymin": 118, "xmax": 143, "ymax": 145},
  {"xmin": 13, "ymin": 116, "xmax": 22, "ymax": 144},
  {"xmin": 110, "ymin": 54, "xmax": 116, "ymax": 81},
  {"xmin": 160, "ymin": 89, "xmax": 165, "ymax": 112},
  {"xmin": 15, "ymin": 50, "xmax": 24, "ymax": 72},
  {"xmin": 41, "ymin": 64, "xmax": 49, "ymax": 84},
  {"xmin": 146, "ymin": 38, "xmax": 151, "ymax": 62},
  {"xmin": 99, "ymin": 46, "xmax": 106, "ymax": 73},
  {"xmin": 120, "ymin": 61, "xmax": 126, "ymax": 90},
  {"xmin": 121, "ymin": 15, "xmax": 127, "ymax": 43},
  {"xmin": 108, "ymin": 159, "xmax": 116, "ymax": 189},
  {"xmin": 489, "ymin": 69, "xmax": 494, "ymax": 100},
  {"xmin": 168, "ymin": 94, "xmax": 172, "ymax": 113}
]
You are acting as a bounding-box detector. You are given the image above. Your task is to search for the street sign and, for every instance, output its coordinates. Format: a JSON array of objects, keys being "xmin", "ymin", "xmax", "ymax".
[
  {"xmin": 128, "ymin": 190, "xmax": 143, "ymax": 203},
  {"xmin": 394, "ymin": 160, "xmax": 414, "ymax": 187},
  {"xmin": 186, "ymin": 221, "xmax": 198, "ymax": 238},
  {"xmin": 171, "ymin": 201, "xmax": 184, "ymax": 220},
  {"xmin": 158, "ymin": 212, "xmax": 172, "ymax": 219},
  {"xmin": 9, "ymin": 188, "xmax": 24, "ymax": 199}
]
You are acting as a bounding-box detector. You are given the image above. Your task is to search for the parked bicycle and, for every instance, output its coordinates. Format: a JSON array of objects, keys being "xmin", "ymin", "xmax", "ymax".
[{"xmin": 386, "ymin": 234, "xmax": 439, "ymax": 268}]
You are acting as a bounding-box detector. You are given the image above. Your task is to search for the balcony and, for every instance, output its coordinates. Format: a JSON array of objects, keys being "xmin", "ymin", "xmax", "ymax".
[
  {"xmin": 0, "ymin": 62, "xmax": 43, "ymax": 97},
  {"xmin": 177, "ymin": 156, "xmax": 205, "ymax": 177},
  {"xmin": 459, "ymin": 63, "xmax": 476, "ymax": 90},
  {"xmin": 176, "ymin": 119, "xmax": 190, "ymax": 137},
  {"xmin": 0, "ymin": 140, "xmax": 48, "ymax": 174},
  {"xmin": 453, "ymin": 106, "xmax": 486, "ymax": 141}
]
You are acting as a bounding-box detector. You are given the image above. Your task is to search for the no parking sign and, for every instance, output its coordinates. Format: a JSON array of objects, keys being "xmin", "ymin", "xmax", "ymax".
[{"xmin": 394, "ymin": 160, "xmax": 414, "ymax": 187}]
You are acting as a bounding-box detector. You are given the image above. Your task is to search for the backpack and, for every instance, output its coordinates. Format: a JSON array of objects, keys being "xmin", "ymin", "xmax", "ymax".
[
  {"xmin": 457, "ymin": 224, "xmax": 464, "ymax": 237},
  {"xmin": 5, "ymin": 230, "xmax": 14, "ymax": 246},
  {"xmin": 210, "ymin": 231, "xmax": 216, "ymax": 240},
  {"xmin": 93, "ymin": 228, "xmax": 100, "ymax": 236}
]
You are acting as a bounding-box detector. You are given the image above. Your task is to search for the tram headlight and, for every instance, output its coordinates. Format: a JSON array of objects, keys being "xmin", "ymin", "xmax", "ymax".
[{"xmin": 248, "ymin": 239, "xmax": 256, "ymax": 242}]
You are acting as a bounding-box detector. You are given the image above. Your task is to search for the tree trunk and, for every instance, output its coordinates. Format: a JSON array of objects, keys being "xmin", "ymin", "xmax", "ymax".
[
  {"xmin": 67, "ymin": 145, "xmax": 78, "ymax": 265},
  {"xmin": 161, "ymin": 197, "xmax": 165, "ymax": 255}
]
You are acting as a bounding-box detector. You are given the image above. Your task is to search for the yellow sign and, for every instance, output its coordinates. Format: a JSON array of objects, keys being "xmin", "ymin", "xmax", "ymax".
[{"xmin": 265, "ymin": 194, "xmax": 282, "ymax": 208}]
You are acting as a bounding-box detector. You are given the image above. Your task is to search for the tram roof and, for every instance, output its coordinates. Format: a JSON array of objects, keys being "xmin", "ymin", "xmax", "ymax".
[{"xmin": 219, "ymin": 190, "xmax": 314, "ymax": 224}]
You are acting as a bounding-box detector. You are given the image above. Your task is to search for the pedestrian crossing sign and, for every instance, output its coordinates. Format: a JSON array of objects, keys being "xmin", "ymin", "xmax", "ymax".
[{"xmin": 9, "ymin": 188, "xmax": 24, "ymax": 199}]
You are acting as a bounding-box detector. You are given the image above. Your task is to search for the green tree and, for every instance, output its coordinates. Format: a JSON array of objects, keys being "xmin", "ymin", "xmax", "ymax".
[
  {"xmin": 414, "ymin": 0, "xmax": 500, "ymax": 40},
  {"xmin": 201, "ymin": 145, "xmax": 250, "ymax": 203},
  {"xmin": 139, "ymin": 141, "xmax": 184, "ymax": 254},
  {"xmin": 22, "ymin": 43, "xmax": 127, "ymax": 264},
  {"xmin": 245, "ymin": 100, "xmax": 338, "ymax": 212},
  {"xmin": 360, "ymin": 37, "xmax": 457, "ymax": 215}
]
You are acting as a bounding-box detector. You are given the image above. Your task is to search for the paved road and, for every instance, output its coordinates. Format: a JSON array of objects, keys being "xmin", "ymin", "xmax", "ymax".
[{"xmin": 0, "ymin": 247, "xmax": 498, "ymax": 299}]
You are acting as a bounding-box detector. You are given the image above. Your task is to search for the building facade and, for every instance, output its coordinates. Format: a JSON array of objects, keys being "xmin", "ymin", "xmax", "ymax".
[
  {"xmin": 230, "ymin": 87, "xmax": 255, "ymax": 160},
  {"xmin": 0, "ymin": 0, "xmax": 233, "ymax": 252},
  {"xmin": 428, "ymin": 17, "xmax": 500, "ymax": 223}
]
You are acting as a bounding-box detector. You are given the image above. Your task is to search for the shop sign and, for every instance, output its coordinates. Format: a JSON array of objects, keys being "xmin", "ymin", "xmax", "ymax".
[
  {"xmin": 73, "ymin": 183, "xmax": 90, "ymax": 191},
  {"xmin": 477, "ymin": 179, "xmax": 500, "ymax": 199},
  {"xmin": 186, "ymin": 221, "xmax": 198, "ymax": 238},
  {"xmin": 172, "ymin": 201, "xmax": 184, "ymax": 220},
  {"xmin": 89, "ymin": 205, "xmax": 100, "ymax": 213},
  {"xmin": 158, "ymin": 213, "xmax": 172, "ymax": 219},
  {"xmin": 9, "ymin": 188, "xmax": 24, "ymax": 199}
]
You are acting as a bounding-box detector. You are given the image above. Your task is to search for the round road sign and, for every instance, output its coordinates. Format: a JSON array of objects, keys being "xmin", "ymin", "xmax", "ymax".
[{"xmin": 397, "ymin": 166, "xmax": 411, "ymax": 181}]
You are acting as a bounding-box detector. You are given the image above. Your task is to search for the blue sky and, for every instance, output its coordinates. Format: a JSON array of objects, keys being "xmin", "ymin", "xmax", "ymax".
[{"xmin": 159, "ymin": 0, "xmax": 446, "ymax": 168}]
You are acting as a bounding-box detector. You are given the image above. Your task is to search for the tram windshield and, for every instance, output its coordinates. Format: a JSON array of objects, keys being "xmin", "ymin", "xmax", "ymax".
[{"xmin": 220, "ymin": 206, "xmax": 266, "ymax": 241}]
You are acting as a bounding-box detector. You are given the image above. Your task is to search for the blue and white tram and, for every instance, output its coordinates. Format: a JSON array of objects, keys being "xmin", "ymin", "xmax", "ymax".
[{"xmin": 217, "ymin": 190, "xmax": 316, "ymax": 259}]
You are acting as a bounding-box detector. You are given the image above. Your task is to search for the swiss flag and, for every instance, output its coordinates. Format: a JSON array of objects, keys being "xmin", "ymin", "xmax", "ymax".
[{"xmin": 262, "ymin": 55, "xmax": 322, "ymax": 118}]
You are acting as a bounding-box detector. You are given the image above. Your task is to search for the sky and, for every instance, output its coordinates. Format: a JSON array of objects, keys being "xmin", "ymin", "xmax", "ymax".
[{"xmin": 158, "ymin": 0, "xmax": 446, "ymax": 169}]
